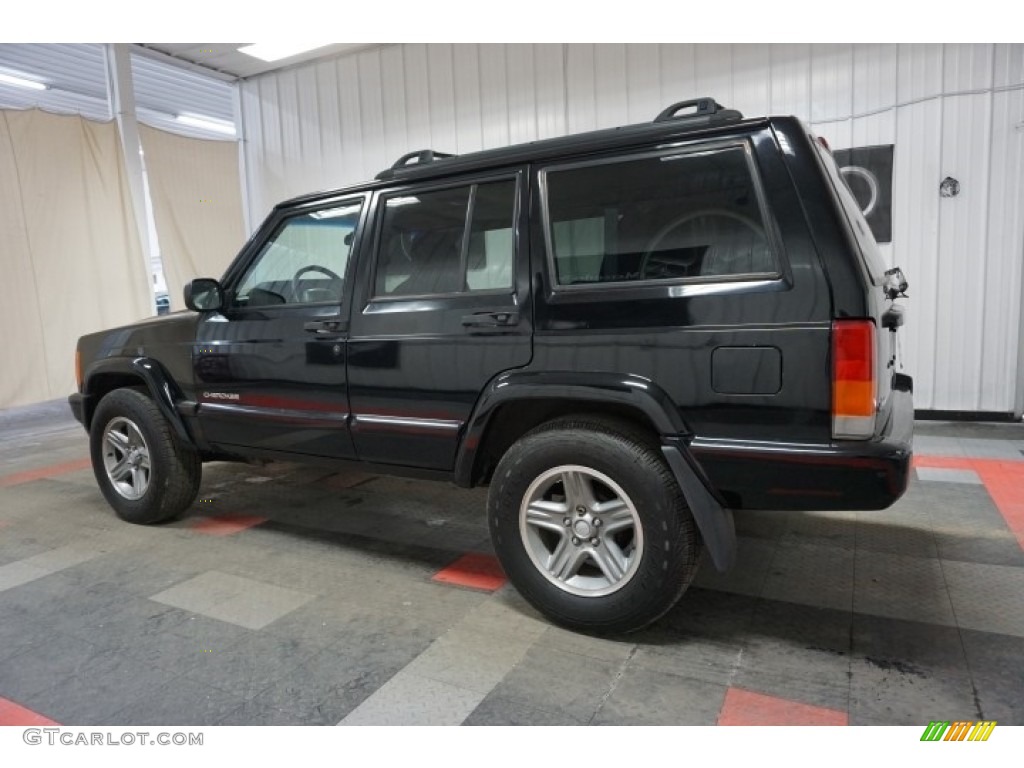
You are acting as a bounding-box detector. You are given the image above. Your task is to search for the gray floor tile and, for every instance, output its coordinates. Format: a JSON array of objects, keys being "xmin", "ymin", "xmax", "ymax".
[
  {"xmin": 849, "ymin": 613, "xmax": 979, "ymax": 725},
  {"xmin": 180, "ymin": 633, "xmax": 321, "ymax": 699},
  {"xmin": 100, "ymin": 679, "xmax": 241, "ymax": 726},
  {"xmin": 215, "ymin": 700, "xmax": 309, "ymax": 726},
  {"xmin": 855, "ymin": 517, "xmax": 938, "ymax": 559},
  {"xmin": 464, "ymin": 691, "xmax": 586, "ymax": 725},
  {"xmin": 934, "ymin": 532, "xmax": 1024, "ymax": 568},
  {"xmin": 692, "ymin": 536, "xmax": 776, "ymax": 597},
  {"xmin": 150, "ymin": 570, "xmax": 315, "ymax": 630},
  {"xmin": 0, "ymin": 633, "xmax": 107, "ymax": 703},
  {"xmin": 762, "ymin": 542, "xmax": 854, "ymax": 612},
  {"xmin": 854, "ymin": 550, "xmax": 957, "ymax": 626},
  {"xmin": 591, "ymin": 665, "xmax": 727, "ymax": 725},
  {"xmin": 848, "ymin": 656, "xmax": 979, "ymax": 726},
  {"xmin": 539, "ymin": 625, "xmax": 636, "ymax": 663},
  {"xmin": 916, "ymin": 467, "xmax": 982, "ymax": 484},
  {"xmin": 25, "ymin": 648, "xmax": 183, "ymax": 725},
  {"xmin": 942, "ymin": 560, "xmax": 1024, "ymax": 637},
  {"xmin": 959, "ymin": 628, "xmax": 1024, "ymax": 723},
  {"xmin": 339, "ymin": 673, "xmax": 483, "ymax": 725},
  {"xmin": 631, "ymin": 631, "xmax": 742, "ymax": 685},
  {"xmin": 488, "ymin": 645, "xmax": 622, "ymax": 719}
]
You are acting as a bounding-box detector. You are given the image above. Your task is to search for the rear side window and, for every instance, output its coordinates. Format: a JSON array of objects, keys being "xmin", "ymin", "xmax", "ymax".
[
  {"xmin": 542, "ymin": 145, "xmax": 776, "ymax": 287},
  {"xmin": 374, "ymin": 179, "xmax": 517, "ymax": 297}
]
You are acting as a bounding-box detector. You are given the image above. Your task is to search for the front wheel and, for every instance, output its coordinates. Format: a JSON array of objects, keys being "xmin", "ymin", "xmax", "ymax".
[
  {"xmin": 488, "ymin": 417, "xmax": 701, "ymax": 634},
  {"xmin": 89, "ymin": 388, "xmax": 202, "ymax": 524}
]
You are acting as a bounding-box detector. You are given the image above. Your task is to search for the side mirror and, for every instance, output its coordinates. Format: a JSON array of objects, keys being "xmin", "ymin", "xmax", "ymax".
[{"xmin": 184, "ymin": 278, "xmax": 224, "ymax": 312}]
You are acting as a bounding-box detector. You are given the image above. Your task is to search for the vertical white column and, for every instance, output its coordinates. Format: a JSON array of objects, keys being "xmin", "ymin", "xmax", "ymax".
[
  {"xmin": 104, "ymin": 43, "xmax": 155, "ymax": 304},
  {"xmin": 232, "ymin": 81, "xmax": 253, "ymax": 235}
]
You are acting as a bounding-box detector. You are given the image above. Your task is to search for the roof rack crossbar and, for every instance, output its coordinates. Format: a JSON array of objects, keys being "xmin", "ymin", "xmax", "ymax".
[
  {"xmin": 394, "ymin": 149, "xmax": 456, "ymax": 169},
  {"xmin": 376, "ymin": 148, "xmax": 457, "ymax": 180},
  {"xmin": 654, "ymin": 97, "xmax": 742, "ymax": 124}
]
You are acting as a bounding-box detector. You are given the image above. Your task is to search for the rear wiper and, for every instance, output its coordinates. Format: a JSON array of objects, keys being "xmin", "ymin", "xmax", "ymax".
[{"xmin": 884, "ymin": 267, "xmax": 909, "ymax": 300}]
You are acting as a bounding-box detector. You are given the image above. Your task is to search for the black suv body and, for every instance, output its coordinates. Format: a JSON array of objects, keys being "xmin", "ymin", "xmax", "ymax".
[{"xmin": 70, "ymin": 99, "xmax": 913, "ymax": 633}]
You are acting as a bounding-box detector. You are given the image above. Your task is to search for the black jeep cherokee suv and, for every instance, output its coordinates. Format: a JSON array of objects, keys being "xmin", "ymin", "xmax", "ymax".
[{"xmin": 70, "ymin": 98, "xmax": 913, "ymax": 633}]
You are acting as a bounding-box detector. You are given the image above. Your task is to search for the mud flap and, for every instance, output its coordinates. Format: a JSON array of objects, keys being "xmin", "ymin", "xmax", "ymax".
[{"xmin": 661, "ymin": 444, "xmax": 736, "ymax": 572}]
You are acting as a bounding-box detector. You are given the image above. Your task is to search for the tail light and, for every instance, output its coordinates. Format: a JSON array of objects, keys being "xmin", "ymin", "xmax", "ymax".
[
  {"xmin": 75, "ymin": 349, "xmax": 83, "ymax": 392},
  {"xmin": 832, "ymin": 319, "xmax": 876, "ymax": 439}
]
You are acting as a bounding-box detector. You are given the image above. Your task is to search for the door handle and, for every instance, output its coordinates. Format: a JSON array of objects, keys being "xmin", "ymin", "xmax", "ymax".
[
  {"xmin": 460, "ymin": 310, "xmax": 520, "ymax": 328},
  {"xmin": 303, "ymin": 319, "xmax": 347, "ymax": 336}
]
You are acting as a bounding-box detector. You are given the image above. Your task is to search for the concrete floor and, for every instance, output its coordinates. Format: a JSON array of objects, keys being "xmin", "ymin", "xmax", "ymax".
[{"xmin": 0, "ymin": 400, "xmax": 1022, "ymax": 726}]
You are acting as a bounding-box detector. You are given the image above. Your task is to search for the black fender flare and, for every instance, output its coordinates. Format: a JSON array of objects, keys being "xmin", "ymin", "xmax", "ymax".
[
  {"xmin": 456, "ymin": 370, "xmax": 736, "ymax": 572},
  {"xmin": 84, "ymin": 357, "xmax": 195, "ymax": 446}
]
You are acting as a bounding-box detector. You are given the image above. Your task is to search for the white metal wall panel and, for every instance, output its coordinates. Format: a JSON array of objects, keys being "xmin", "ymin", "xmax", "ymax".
[
  {"xmin": 240, "ymin": 43, "xmax": 1024, "ymax": 414},
  {"xmin": 935, "ymin": 94, "xmax": 992, "ymax": 409},
  {"xmin": 985, "ymin": 88, "xmax": 1024, "ymax": 412}
]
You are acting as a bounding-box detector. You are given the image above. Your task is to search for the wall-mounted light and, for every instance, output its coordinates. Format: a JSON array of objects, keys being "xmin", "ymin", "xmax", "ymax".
[
  {"xmin": 175, "ymin": 113, "xmax": 236, "ymax": 136},
  {"xmin": 0, "ymin": 71, "xmax": 48, "ymax": 91}
]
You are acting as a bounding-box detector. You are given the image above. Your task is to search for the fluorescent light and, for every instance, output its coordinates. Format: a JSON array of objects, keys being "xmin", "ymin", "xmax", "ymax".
[
  {"xmin": 238, "ymin": 43, "xmax": 331, "ymax": 62},
  {"xmin": 0, "ymin": 72, "xmax": 47, "ymax": 91},
  {"xmin": 175, "ymin": 113, "xmax": 236, "ymax": 136}
]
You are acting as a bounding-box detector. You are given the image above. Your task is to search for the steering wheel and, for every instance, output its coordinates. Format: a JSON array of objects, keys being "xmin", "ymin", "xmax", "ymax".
[
  {"xmin": 638, "ymin": 209, "xmax": 766, "ymax": 280},
  {"xmin": 292, "ymin": 264, "xmax": 343, "ymax": 303}
]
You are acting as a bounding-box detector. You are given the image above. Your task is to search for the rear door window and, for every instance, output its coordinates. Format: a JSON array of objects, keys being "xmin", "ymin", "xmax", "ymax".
[{"xmin": 373, "ymin": 179, "xmax": 517, "ymax": 298}]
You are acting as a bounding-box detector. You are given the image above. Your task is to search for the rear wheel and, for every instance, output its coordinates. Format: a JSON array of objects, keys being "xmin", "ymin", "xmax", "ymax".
[
  {"xmin": 488, "ymin": 416, "xmax": 701, "ymax": 634},
  {"xmin": 89, "ymin": 388, "xmax": 201, "ymax": 524}
]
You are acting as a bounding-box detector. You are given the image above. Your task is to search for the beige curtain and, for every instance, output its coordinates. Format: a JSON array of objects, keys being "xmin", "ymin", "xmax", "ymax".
[
  {"xmin": 139, "ymin": 125, "xmax": 245, "ymax": 310},
  {"xmin": 0, "ymin": 109, "xmax": 152, "ymax": 409}
]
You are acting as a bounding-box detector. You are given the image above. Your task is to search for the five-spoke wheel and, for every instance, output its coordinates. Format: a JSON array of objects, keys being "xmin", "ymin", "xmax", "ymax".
[{"xmin": 489, "ymin": 416, "xmax": 702, "ymax": 634}]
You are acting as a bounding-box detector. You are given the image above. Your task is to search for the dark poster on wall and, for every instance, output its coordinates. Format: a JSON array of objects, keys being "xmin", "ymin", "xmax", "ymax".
[{"xmin": 833, "ymin": 144, "xmax": 894, "ymax": 244}]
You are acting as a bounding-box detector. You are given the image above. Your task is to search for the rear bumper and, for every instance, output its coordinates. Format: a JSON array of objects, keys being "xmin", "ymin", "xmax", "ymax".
[{"xmin": 691, "ymin": 386, "xmax": 914, "ymax": 511}]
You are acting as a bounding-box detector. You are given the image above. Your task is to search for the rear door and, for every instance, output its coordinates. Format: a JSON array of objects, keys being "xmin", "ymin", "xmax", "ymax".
[{"xmin": 346, "ymin": 168, "xmax": 532, "ymax": 470}]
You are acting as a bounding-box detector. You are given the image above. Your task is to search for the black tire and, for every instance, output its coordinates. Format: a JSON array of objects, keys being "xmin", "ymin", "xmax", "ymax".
[
  {"xmin": 89, "ymin": 388, "xmax": 201, "ymax": 524},
  {"xmin": 488, "ymin": 416, "xmax": 702, "ymax": 634}
]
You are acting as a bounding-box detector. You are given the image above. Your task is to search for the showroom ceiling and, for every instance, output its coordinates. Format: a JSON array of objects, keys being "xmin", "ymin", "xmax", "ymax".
[
  {"xmin": 139, "ymin": 44, "xmax": 383, "ymax": 79},
  {"xmin": 0, "ymin": 43, "xmax": 235, "ymax": 138}
]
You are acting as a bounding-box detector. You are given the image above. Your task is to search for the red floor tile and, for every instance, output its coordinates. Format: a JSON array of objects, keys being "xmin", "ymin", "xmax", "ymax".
[
  {"xmin": 432, "ymin": 553, "xmax": 507, "ymax": 591},
  {"xmin": 0, "ymin": 697, "xmax": 60, "ymax": 726},
  {"xmin": 190, "ymin": 514, "xmax": 268, "ymax": 536},
  {"xmin": 917, "ymin": 454, "xmax": 1024, "ymax": 551},
  {"xmin": 0, "ymin": 457, "xmax": 92, "ymax": 488},
  {"xmin": 718, "ymin": 687, "xmax": 847, "ymax": 726}
]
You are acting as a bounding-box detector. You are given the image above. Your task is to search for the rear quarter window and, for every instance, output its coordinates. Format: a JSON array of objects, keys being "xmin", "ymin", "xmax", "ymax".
[{"xmin": 541, "ymin": 144, "xmax": 778, "ymax": 288}]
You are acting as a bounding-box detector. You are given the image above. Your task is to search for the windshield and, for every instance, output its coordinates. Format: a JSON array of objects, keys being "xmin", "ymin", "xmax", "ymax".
[{"xmin": 813, "ymin": 139, "xmax": 887, "ymax": 286}]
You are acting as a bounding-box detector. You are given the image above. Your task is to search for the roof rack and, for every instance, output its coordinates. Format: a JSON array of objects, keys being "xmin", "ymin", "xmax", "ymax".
[
  {"xmin": 376, "ymin": 149, "xmax": 456, "ymax": 180},
  {"xmin": 653, "ymin": 97, "xmax": 743, "ymax": 124},
  {"xmin": 372, "ymin": 97, "xmax": 743, "ymax": 183}
]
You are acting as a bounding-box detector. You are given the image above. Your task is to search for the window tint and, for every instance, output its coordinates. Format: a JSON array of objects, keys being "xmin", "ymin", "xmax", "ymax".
[
  {"xmin": 235, "ymin": 202, "xmax": 362, "ymax": 307},
  {"xmin": 544, "ymin": 147, "xmax": 775, "ymax": 286},
  {"xmin": 375, "ymin": 179, "xmax": 516, "ymax": 297}
]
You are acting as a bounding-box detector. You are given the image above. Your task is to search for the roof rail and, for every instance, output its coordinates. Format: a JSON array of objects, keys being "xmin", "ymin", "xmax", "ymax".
[
  {"xmin": 376, "ymin": 149, "xmax": 456, "ymax": 180},
  {"xmin": 653, "ymin": 97, "xmax": 743, "ymax": 125}
]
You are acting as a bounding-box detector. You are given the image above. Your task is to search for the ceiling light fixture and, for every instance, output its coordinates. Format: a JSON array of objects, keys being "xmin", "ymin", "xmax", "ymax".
[
  {"xmin": 175, "ymin": 113, "xmax": 236, "ymax": 136},
  {"xmin": 0, "ymin": 72, "xmax": 48, "ymax": 91},
  {"xmin": 237, "ymin": 43, "xmax": 332, "ymax": 62}
]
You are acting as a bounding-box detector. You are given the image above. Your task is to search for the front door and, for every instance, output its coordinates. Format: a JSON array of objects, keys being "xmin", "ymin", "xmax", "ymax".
[
  {"xmin": 194, "ymin": 196, "xmax": 367, "ymax": 458},
  {"xmin": 347, "ymin": 170, "xmax": 532, "ymax": 470}
]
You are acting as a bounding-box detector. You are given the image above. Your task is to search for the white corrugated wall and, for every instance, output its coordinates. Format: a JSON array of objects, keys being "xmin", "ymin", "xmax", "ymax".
[{"xmin": 239, "ymin": 43, "xmax": 1024, "ymax": 415}]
